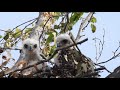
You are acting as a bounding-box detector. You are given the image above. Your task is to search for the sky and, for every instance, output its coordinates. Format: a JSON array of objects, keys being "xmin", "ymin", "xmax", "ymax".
[{"xmin": 0, "ymin": 12, "xmax": 120, "ymax": 78}]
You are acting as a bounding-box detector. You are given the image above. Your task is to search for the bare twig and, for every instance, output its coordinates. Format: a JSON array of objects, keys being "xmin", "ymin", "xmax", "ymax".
[
  {"xmin": 97, "ymin": 52, "xmax": 120, "ymax": 65},
  {"xmin": 97, "ymin": 40, "xmax": 120, "ymax": 65},
  {"xmin": 12, "ymin": 18, "xmax": 37, "ymax": 32},
  {"xmin": 94, "ymin": 38, "xmax": 98, "ymax": 61},
  {"xmin": 63, "ymin": 12, "xmax": 69, "ymax": 32},
  {"xmin": 0, "ymin": 47, "xmax": 21, "ymax": 50},
  {"xmin": 0, "ymin": 29, "xmax": 8, "ymax": 32},
  {"xmin": 94, "ymin": 63, "xmax": 112, "ymax": 73},
  {"xmin": 93, "ymin": 29, "xmax": 105, "ymax": 62},
  {"xmin": 97, "ymin": 29, "xmax": 105, "ymax": 61},
  {"xmin": 39, "ymin": 16, "xmax": 52, "ymax": 48},
  {"xmin": 58, "ymin": 15, "xmax": 66, "ymax": 27},
  {"xmin": 76, "ymin": 12, "xmax": 94, "ymax": 41},
  {"xmin": 70, "ymin": 32, "xmax": 82, "ymax": 55}
]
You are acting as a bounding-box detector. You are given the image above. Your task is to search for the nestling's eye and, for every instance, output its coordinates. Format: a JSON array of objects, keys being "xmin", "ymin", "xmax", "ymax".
[
  {"xmin": 24, "ymin": 44, "xmax": 28, "ymax": 48},
  {"xmin": 34, "ymin": 44, "xmax": 37, "ymax": 48},
  {"xmin": 62, "ymin": 39, "xmax": 68, "ymax": 44}
]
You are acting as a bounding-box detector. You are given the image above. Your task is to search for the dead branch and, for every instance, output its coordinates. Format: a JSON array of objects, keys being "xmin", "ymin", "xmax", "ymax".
[
  {"xmin": 97, "ymin": 41, "xmax": 120, "ymax": 65},
  {"xmin": 94, "ymin": 63, "xmax": 112, "ymax": 73},
  {"xmin": 97, "ymin": 52, "xmax": 120, "ymax": 65},
  {"xmin": 0, "ymin": 47, "xmax": 21, "ymax": 50},
  {"xmin": 93, "ymin": 29, "xmax": 105, "ymax": 62},
  {"xmin": 0, "ymin": 29, "xmax": 8, "ymax": 32},
  {"xmin": 63, "ymin": 12, "xmax": 69, "ymax": 32},
  {"xmin": 12, "ymin": 18, "xmax": 37, "ymax": 32},
  {"xmin": 39, "ymin": 16, "xmax": 52, "ymax": 48}
]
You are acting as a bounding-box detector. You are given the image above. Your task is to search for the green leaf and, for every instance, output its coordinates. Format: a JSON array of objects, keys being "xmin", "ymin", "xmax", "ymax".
[
  {"xmin": 68, "ymin": 25, "xmax": 72, "ymax": 30},
  {"xmin": 25, "ymin": 28, "xmax": 32, "ymax": 33},
  {"xmin": 91, "ymin": 24, "xmax": 96, "ymax": 33},
  {"xmin": 70, "ymin": 12, "xmax": 84, "ymax": 25},
  {"xmin": 4, "ymin": 33, "xmax": 9, "ymax": 40},
  {"xmin": 54, "ymin": 16, "xmax": 59, "ymax": 20},
  {"xmin": 61, "ymin": 23, "xmax": 65, "ymax": 27},
  {"xmin": 49, "ymin": 45, "xmax": 56, "ymax": 55},
  {"xmin": 46, "ymin": 32, "xmax": 54, "ymax": 44},
  {"xmin": 54, "ymin": 25, "xmax": 59, "ymax": 29},
  {"xmin": 13, "ymin": 28, "xmax": 22, "ymax": 38},
  {"xmin": 0, "ymin": 35, "xmax": 2, "ymax": 38},
  {"xmin": 91, "ymin": 17, "xmax": 97, "ymax": 23}
]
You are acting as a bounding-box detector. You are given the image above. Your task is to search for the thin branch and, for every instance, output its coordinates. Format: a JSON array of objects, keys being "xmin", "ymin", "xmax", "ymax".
[
  {"xmin": 58, "ymin": 15, "xmax": 66, "ymax": 27},
  {"xmin": 0, "ymin": 47, "xmax": 21, "ymax": 50},
  {"xmin": 0, "ymin": 29, "xmax": 8, "ymax": 32},
  {"xmin": 94, "ymin": 38, "xmax": 98, "ymax": 61},
  {"xmin": 97, "ymin": 52, "xmax": 120, "ymax": 65},
  {"xmin": 97, "ymin": 41, "xmax": 120, "ymax": 65},
  {"xmin": 93, "ymin": 29, "xmax": 105, "ymax": 62},
  {"xmin": 63, "ymin": 12, "xmax": 69, "ymax": 32},
  {"xmin": 97, "ymin": 29, "xmax": 105, "ymax": 61},
  {"xmin": 70, "ymin": 32, "xmax": 82, "ymax": 55},
  {"xmin": 39, "ymin": 16, "xmax": 52, "ymax": 48},
  {"xmin": 76, "ymin": 12, "xmax": 94, "ymax": 41},
  {"xmin": 94, "ymin": 63, "xmax": 112, "ymax": 73},
  {"xmin": 12, "ymin": 18, "xmax": 37, "ymax": 32}
]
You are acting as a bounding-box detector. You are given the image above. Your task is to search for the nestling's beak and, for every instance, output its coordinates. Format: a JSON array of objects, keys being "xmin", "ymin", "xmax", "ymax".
[
  {"xmin": 29, "ymin": 46, "xmax": 32, "ymax": 51},
  {"xmin": 57, "ymin": 43, "xmax": 61, "ymax": 47}
]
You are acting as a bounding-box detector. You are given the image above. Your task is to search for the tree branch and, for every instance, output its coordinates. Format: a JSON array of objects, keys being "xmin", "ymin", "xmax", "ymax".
[
  {"xmin": 29, "ymin": 12, "xmax": 43, "ymax": 40},
  {"xmin": 76, "ymin": 12, "xmax": 94, "ymax": 42},
  {"xmin": 97, "ymin": 41, "xmax": 120, "ymax": 65}
]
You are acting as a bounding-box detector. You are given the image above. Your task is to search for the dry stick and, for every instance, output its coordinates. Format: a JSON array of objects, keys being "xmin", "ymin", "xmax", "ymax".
[
  {"xmin": 0, "ymin": 47, "xmax": 21, "ymax": 50},
  {"xmin": 63, "ymin": 12, "xmax": 69, "ymax": 32},
  {"xmin": 97, "ymin": 29, "xmax": 105, "ymax": 61},
  {"xmin": 4, "ymin": 38, "xmax": 88, "ymax": 75},
  {"xmin": 0, "ymin": 29, "xmax": 8, "ymax": 32},
  {"xmin": 12, "ymin": 18, "xmax": 37, "ymax": 32},
  {"xmin": 76, "ymin": 12, "xmax": 94, "ymax": 41},
  {"xmin": 97, "ymin": 41, "xmax": 120, "ymax": 65},
  {"xmin": 97, "ymin": 52, "xmax": 120, "ymax": 65},
  {"xmin": 70, "ymin": 33, "xmax": 82, "ymax": 55},
  {"xmin": 94, "ymin": 38, "xmax": 98, "ymax": 62},
  {"xmin": 113, "ymin": 41, "xmax": 120, "ymax": 56},
  {"xmin": 39, "ymin": 16, "xmax": 52, "ymax": 48},
  {"xmin": 94, "ymin": 63, "xmax": 112, "ymax": 73}
]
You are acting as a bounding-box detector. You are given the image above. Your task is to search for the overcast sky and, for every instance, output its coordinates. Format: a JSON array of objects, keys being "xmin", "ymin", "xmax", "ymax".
[{"xmin": 0, "ymin": 12, "xmax": 120, "ymax": 78}]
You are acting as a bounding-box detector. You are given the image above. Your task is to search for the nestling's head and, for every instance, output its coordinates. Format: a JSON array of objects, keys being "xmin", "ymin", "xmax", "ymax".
[
  {"xmin": 56, "ymin": 33, "xmax": 73, "ymax": 47},
  {"xmin": 22, "ymin": 38, "xmax": 39, "ymax": 54}
]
